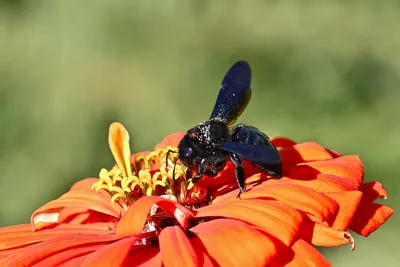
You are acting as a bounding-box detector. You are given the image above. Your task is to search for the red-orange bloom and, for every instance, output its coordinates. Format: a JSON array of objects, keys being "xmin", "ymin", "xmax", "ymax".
[{"xmin": 0, "ymin": 122, "xmax": 393, "ymax": 267}]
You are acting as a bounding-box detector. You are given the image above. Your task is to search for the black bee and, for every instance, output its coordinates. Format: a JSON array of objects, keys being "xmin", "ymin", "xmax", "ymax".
[{"xmin": 169, "ymin": 61, "xmax": 282, "ymax": 198}]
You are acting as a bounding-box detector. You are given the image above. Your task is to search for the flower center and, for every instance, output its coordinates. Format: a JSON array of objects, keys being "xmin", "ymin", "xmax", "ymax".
[{"xmin": 92, "ymin": 146, "xmax": 210, "ymax": 209}]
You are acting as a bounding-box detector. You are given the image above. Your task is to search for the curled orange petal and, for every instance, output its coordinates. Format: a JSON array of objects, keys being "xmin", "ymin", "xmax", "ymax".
[
  {"xmin": 299, "ymin": 220, "xmax": 355, "ymax": 251},
  {"xmin": 31, "ymin": 190, "xmax": 123, "ymax": 230},
  {"xmin": 359, "ymin": 182, "xmax": 388, "ymax": 201},
  {"xmin": 58, "ymin": 207, "xmax": 114, "ymax": 225},
  {"xmin": 116, "ymin": 196, "xmax": 193, "ymax": 236}
]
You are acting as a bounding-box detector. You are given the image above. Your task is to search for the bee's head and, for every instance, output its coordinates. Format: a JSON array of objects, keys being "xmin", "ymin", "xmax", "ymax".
[{"xmin": 177, "ymin": 130, "xmax": 198, "ymax": 167}]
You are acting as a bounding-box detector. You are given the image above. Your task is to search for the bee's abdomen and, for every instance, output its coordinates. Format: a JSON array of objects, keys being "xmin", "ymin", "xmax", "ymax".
[{"xmin": 231, "ymin": 123, "xmax": 273, "ymax": 148}]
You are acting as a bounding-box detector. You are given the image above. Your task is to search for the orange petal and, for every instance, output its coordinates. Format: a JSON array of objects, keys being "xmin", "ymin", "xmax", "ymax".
[
  {"xmin": 0, "ymin": 246, "xmax": 24, "ymax": 258},
  {"xmin": 210, "ymin": 174, "xmax": 267, "ymax": 204},
  {"xmin": 31, "ymin": 189, "xmax": 122, "ymax": 230},
  {"xmin": 326, "ymin": 149, "xmax": 341, "ymax": 158},
  {"xmin": 0, "ymin": 224, "xmax": 114, "ymax": 251},
  {"xmin": 32, "ymin": 244, "xmax": 103, "ymax": 267},
  {"xmin": 282, "ymin": 172, "xmax": 359, "ymax": 193},
  {"xmin": 108, "ymin": 122, "xmax": 132, "ymax": 177},
  {"xmin": 190, "ymin": 219, "xmax": 278, "ymax": 266},
  {"xmin": 0, "ymin": 224, "xmax": 31, "ymax": 235},
  {"xmin": 359, "ymin": 182, "xmax": 388, "ymax": 202},
  {"xmin": 0, "ymin": 234, "xmax": 123, "ymax": 266},
  {"xmin": 116, "ymin": 196, "xmax": 193, "ymax": 235},
  {"xmin": 280, "ymin": 142, "xmax": 333, "ymax": 165},
  {"xmin": 323, "ymin": 191, "xmax": 363, "ymax": 230},
  {"xmin": 298, "ymin": 220, "xmax": 355, "ymax": 251},
  {"xmin": 125, "ymin": 247, "xmax": 162, "ymax": 267},
  {"xmin": 159, "ymin": 226, "xmax": 199, "ymax": 267},
  {"xmin": 349, "ymin": 200, "xmax": 394, "ymax": 237},
  {"xmin": 59, "ymin": 254, "xmax": 89, "ymax": 267},
  {"xmin": 195, "ymin": 199, "xmax": 302, "ymax": 246},
  {"xmin": 70, "ymin": 178, "xmax": 99, "ymax": 191},
  {"xmin": 154, "ymin": 132, "xmax": 186, "ymax": 149},
  {"xmin": 70, "ymin": 178, "xmax": 110, "ymax": 198},
  {"xmin": 229, "ymin": 182, "xmax": 339, "ymax": 223},
  {"xmin": 0, "ymin": 224, "xmax": 35, "ymax": 254},
  {"xmin": 58, "ymin": 207, "xmax": 114, "ymax": 224},
  {"xmin": 270, "ymin": 137, "xmax": 297, "ymax": 148},
  {"xmin": 244, "ymin": 172, "xmax": 269, "ymax": 184},
  {"xmin": 293, "ymin": 156, "xmax": 364, "ymax": 186},
  {"xmin": 271, "ymin": 239, "xmax": 332, "ymax": 267},
  {"xmin": 80, "ymin": 236, "xmax": 138, "ymax": 267}
]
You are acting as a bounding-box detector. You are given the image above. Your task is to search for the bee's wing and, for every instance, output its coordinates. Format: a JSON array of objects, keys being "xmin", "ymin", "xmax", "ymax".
[
  {"xmin": 220, "ymin": 142, "xmax": 281, "ymax": 165},
  {"xmin": 210, "ymin": 61, "xmax": 252, "ymax": 126}
]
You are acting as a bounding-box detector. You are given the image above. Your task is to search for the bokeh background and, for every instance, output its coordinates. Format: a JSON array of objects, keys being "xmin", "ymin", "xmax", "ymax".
[{"xmin": 0, "ymin": 1, "xmax": 398, "ymax": 265}]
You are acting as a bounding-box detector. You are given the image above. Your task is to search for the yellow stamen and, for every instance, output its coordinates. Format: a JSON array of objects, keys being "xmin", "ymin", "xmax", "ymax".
[
  {"xmin": 121, "ymin": 176, "xmax": 134, "ymax": 192},
  {"xmin": 130, "ymin": 176, "xmax": 145, "ymax": 192},
  {"xmin": 93, "ymin": 159, "xmax": 188, "ymax": 205},
  {"xmin": 187, "ymin": 179, "xmax": 195, "ymax": 190},
  {"xmin": 92, "ymin": 122, "xmax": 203, "ymax": 207}
]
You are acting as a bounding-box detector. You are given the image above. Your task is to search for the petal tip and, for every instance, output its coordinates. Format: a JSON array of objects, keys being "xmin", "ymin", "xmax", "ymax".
[{"xmin": 344, "ymin": 232, "xmax": 356, "ymax": 251}]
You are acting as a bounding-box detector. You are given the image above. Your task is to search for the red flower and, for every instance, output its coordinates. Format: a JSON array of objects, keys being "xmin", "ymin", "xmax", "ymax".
[{"xmin": 0, "ymin": 122, "xmax": 393, "ymax": 266}]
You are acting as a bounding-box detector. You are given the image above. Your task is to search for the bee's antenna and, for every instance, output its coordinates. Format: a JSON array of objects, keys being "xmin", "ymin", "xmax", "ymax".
[{"xmin": 165, "ymin": 149, "xmax": 178, "ymax": 168}]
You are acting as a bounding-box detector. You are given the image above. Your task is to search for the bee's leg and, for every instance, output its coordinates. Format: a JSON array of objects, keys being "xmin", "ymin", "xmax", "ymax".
[{"xmin": 229, "ymin": 153, "xmax": 245, "ymax": 198}]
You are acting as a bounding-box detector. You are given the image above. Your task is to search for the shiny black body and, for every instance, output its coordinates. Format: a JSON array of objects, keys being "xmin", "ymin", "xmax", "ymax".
[{"xmin": 176, "ymin": 61, "xmax": 282, "ymax": 197}]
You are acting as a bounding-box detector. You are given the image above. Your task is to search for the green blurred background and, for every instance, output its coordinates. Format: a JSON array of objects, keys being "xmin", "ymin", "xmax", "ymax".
[{"xmin": 0, "ymin": 0, "xmax": 398, "ymax": 265}]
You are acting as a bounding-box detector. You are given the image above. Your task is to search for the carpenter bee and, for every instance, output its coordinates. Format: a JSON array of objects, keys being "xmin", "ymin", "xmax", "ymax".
[{"xmin": 169, "ymin": 61, "xmax": 282, "ymax": 198}]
